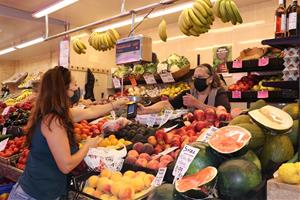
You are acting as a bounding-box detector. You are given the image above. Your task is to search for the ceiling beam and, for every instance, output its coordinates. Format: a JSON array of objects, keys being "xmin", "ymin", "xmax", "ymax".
[{"xmin": 0, "ymin": 4, "xmax": 65, "ymax": 26}]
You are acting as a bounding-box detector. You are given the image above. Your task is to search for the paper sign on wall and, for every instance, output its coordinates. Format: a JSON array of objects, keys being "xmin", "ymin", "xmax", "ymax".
[{"xmin": 59, "ymin": 39, "xmax": 70, "ymax": 68}]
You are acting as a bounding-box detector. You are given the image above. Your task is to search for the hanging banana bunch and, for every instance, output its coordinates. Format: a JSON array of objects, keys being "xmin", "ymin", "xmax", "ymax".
[
  {"xmin": 72, "ymin": 38, "xmax": 87, "ymax": 55},
  {"xmin": 213, "ymin": 0, "xmax": 243, "ymax": 25},
  {"xmin": 158, "ymin": 18, "xmax": 167, "ymax": 42},
  {"xmin": 88, "ymin": 29, "xmax": 120, "ymax": 51}
]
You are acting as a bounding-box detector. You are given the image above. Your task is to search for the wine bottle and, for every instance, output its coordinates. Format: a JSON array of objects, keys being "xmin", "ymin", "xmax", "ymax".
[
  {"xmin": 275, "ymin": 0, "xmax": 287, "ymax": 38},
  {"xmin": 288, "ymin": 0, "xmax": 300, "ymax": 37}
]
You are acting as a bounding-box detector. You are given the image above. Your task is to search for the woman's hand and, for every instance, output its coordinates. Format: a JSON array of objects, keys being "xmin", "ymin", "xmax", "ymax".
[
  {"xmin": 113, "ymin": 97, "xmax": 129, "ymax": 109},
  {"xmin": 85, "ymin": 136, "xmax": 101, "ymax": 148},
  {"xmin": 137, "ymin": 104, "xmax": 147, "ymax": 115},
  {"xmin": 183, "ymin": 94, "xmax": 200, "ymax": 108}
]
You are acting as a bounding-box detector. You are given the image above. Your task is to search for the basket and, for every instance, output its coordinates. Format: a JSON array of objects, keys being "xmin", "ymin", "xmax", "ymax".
[{"xmin": 172, "ymin": 64, "xmax": 190, "ymax": 80}]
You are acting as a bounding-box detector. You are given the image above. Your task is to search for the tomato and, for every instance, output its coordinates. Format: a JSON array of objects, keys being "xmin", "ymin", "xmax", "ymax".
[{"xmin": 81, "ymin": 120, "xmax": 88, "ymax": 125}]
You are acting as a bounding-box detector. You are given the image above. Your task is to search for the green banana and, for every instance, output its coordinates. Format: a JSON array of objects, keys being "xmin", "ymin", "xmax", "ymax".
[
  {"xmin": 188, "ymin": 8, "xmax": 204, "ymax": 27},
  {"xmin": 192, "ymin": 5, "xmax": 208, "ymax": 25},
  {"xmin": 219, "ymin": 0, "xmax": 230, "ymax": 23},
  {"xmin": 225, "ymin": 0, "xmax": 237, "ymax": 25},
  {"xmin": 194, "ymin": 0, "xmax": 208, "ymax": 18},
  {"xmin": 188, "ymin": 28, "xmax": 200, "ymax": 37},
  {"xmin": 213, "ymin": 0, "xmax": 222, "ymax": 18},
  {"xmin": 196, "ymin": 0, "xmax": 213, "ymax": 16},
  {"xmin": 230, "ymin": 0, "xmax": 243, "ymax": 24},
  {"xmin": 158, "ymin": 19, "xmax": 167, "ymax": 42}
]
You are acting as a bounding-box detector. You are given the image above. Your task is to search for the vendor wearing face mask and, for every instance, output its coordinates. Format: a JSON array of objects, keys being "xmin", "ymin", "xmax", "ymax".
[{"xmin": 138, "ymin": 64, "xmax": 230, "ymax": 114}]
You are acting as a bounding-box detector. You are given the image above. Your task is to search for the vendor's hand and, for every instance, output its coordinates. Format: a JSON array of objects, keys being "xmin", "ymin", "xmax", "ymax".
[
  {"xmin": 137, "ymin": 104, "xmax": 148, "ymax": 115},
  {"xmin": 86, "ymin": 136, "xmax": 101, "ymax": 148},
  {"xmin": 113, "ymin": 97, "xmax": 129, "ymax": 109},
  {"xmin": 183, "ymin": 94, "xmax": 199, "ymax": 108}
]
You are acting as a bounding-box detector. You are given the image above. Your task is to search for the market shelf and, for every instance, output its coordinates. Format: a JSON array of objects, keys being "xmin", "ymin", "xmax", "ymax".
[
  {"xmin": 262, "ymin": 81, "xmax": 299, "ymax": 90},
  {"xmin": 227, "ymin": 90, "xmax": 298, "ymax": 103},
  {"xmin": 261, "ymin": 36, "xmax": 300, "ymax": 50},
  {"xmin": 0, "ymin": 162, "xmax": 22, "ymax": 182},
  {"xmin": 227, "ymin": 58, "xmax": 284, "ymax": 73},
  {"xmin": 122, "ymin": 69, "xmax": 195, "ymax": 85}
]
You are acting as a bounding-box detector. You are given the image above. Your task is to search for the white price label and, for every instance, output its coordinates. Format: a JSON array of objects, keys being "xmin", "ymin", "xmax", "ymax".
[
  {"xmin": 151, "ymin": 167, "xmax": 167, "ymax": 187},
  {"xmin": 197, "ymin": 126, "xmax": 218, "ymax": 143},
  {"xmin": 152, "ymin": 146, "xmax": 178, "ymax": 160},
  {"xmin": 112, "ymin": 78, "xmax": 121, "ymax": 88},
  {"xmin": 172, "ymin": 145, "xmax": 199, "ymax": 182},
  {"xmin": 159, "ymin": 110, "xmax": 173, "ymax": 127},
  {"xmin": 1, "ymin": 107, "xmax": 10, "ymax": 116},
  {"xmin": 2, "ymin": 127, "xmax": 7, "ymax": 136},
  {"xmin": 59, "ymin": 40, "xmax": 70, "ymax": 68},
  {"xmin": 160, "ymin": 72, "xmax": 175, "ymax": 83},
  {"xmin": 143, "ymin": 74, "xmax": 157, "ymax": 85},
  {"xmin": 147, "ymin": 114, "xmax": 157, "ymax": 127},
  {"xmin": 0, "ymin": 138, "xmax": 9, "ymax": 152},
  {"xmin": 110, "ymin": 110, "xmax": 116, "ymax": 120}
]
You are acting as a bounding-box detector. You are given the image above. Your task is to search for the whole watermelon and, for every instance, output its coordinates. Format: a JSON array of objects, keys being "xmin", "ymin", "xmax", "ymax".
[
  {"xmin": 218, "ymin": 159, "xmax": 262, "ymax": 198},
  {"xmin": 147, "ymin": 184, "xmax": 184, "ymax": 200}
]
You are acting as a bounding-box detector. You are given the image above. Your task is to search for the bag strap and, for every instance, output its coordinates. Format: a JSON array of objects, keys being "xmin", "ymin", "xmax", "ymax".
[{"xmin": 207, "ymin": 88, "xmax": 218, "ymax": 107}]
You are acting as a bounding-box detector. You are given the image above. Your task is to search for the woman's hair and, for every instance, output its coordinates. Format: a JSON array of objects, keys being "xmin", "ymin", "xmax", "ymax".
[
  {"xmin": 198, "ymin": 63, "xmax": 223, "ymax": 88},
  {"xmin": 25, "ymin": 66, "xmax": 75, "ymax": 146}
]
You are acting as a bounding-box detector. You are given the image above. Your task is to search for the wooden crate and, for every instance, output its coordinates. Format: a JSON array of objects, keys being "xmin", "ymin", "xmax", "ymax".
[{"xmin": 267, "ymin": 178, "xmax": 300, "ymax": 200}]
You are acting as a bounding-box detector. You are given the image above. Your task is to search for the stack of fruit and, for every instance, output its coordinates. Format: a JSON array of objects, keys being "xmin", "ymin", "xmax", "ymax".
[
  {"xmin": 214, "ymin": 0, "xmax": 243, "ymax": 25},
  {"xmin": 98, "ymin": 135, "xmax": 132, "ymax": 149},
  {"xmin": 127, "ymin": 86, "xmax": 146, "ymax": 97},
  {"xmin": 82, "ymin": 169, "xmax": 155, "ymax": 200},
  {"xmin": 228, "ymin": 74, "xmax": 260, "ymax": 91},
  {"xmin": 160, "ymin": 82, "xmax": 190, "ymax": 99},
  {"xmin": 1, "ymin": 102, "xmax": 31, "ymax": 128},
  {"xmin": 73, "ymin": 119, "xmax": 108, "ymax": 142},
  {"xmin": 89, "ymin": 29, "xmax": 120, "ymax": 52},
  {"xmin": 72, "ymin": 38, "xmax": 87, "ymax": 55},
  {"xmin": 15, "ymin": 148, "xmax": 29, "ymax": 170},
  {"xmin": 4, "ymin": 90, "xmax": 32, "ymax": 106},
  {"xmin": 0, "ymin": 136, "xmax": 26, "ymax": 158},
  {"xmin": 251, "ymin": 76, "xmax": 282, "ymax": 91}
]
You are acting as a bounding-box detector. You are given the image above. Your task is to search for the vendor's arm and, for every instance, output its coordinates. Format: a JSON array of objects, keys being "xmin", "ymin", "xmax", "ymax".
[
  {"xmin": 138, "ymin": 100, "xmax": 173, "ymax": 115},
  {"xmin": 183, "ymin": 94, "xmax": 215, "ymax": 110},
  {"xmin": 70, "ymin": 97, "xmax": 129, "ymax": 122}
]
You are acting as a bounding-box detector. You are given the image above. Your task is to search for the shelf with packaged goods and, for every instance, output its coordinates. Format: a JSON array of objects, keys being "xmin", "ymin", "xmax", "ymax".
[
  {"xmin": 261, "ymin": 36, "xmax": 300, "ymax": 50},
  {"xmin": 227, "ymin": 90, "xmax": 298, "ymax": 103},
  {"xmin": 227, "ymin": 58, "xmax": 284, "ymax": 73}
]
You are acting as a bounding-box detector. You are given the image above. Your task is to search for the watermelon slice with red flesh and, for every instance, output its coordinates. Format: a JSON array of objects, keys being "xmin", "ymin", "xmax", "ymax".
[
  {"xmin": 208, "ymin": 126, "xmax": 251, "ymax": 154},
  {"xmin": 175, "ymin": 166, "xmax": 217, "ymax": 193}
]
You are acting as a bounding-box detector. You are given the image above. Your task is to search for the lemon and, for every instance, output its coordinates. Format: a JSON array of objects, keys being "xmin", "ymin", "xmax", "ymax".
[{"xmin": 278, "ymin": 162, "xmax": 300, "ymax": 184}]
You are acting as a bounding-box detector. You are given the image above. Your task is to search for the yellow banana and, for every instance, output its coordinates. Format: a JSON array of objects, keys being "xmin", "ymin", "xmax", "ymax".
[
  {"xmin": 188, "ymin": 8, "xmax": 204, "ymax": 27},
  {"xmin": 88, "ymin": 32, "xmax": 96, "ymax": 47},
  {"xmin": 112, "ymin": 29, "xmax": 120, "ymax": 40},
  {"xmin": 188, "ymin": 28, "xmax": 200, "ymax": 37},
  {"xmin": 230, "ymin": 0, "xmax": 243, "ymax": 24},
  {"xmin": 191, "ymin": 25, "xmax": 206, "ymax": 34},
  {"xmin": 196, "ymin": 0, "xmax": 213, "ymax": 16},
  {"xmin": 193, "ymin": 1, "xmax": 208, "ymax": 18},
  {"xmin": 178, "ymin": 12, "xmax": 191, "ymax": 36},
  {"xmin": 219, "ymin": 0, "xmax": 230, "ymax": 23},
  {"xmin": 225, "ymin": 0, "xmax": 237, "ymax": 25},
  {"xmin": 80, "ymin": 48, "xmax": 86, "ymax": 54},
  {"xmin": 191, "ymin": 5, "xmax": 208, "ymax": 25},
  {"xmin": 105, "ymin": 32, "xmax": 113, "ymax": 48},
  {"xmin": 158, "ymin": 19, "xmax": 167, "ymax": 42},
  {"xmin": 107, "ymin": 29, "xmax": 117, "ymax": 43},
  {"xmin": 182, "ymin": 9, "xmax": 193, "ymax": 28},
  {"xmin": 202, "ymin": 0, "xmax": 213, "ymax": 8},
  {"xmin": 213, "ymin": 0, "xmax": 222, "ymax": 18},
  {"xmin": 179, "ymin": 11, "xmax": 190, "ymax": 30},
  {"xmin": 75, "ymin": 39, "xmax": 86, "ymax": 50},
  {"xmin": 102, "ymin": 33, "xmax": 110, "ymax": 48},
  {"xmin": 98, "ymin": 33, "xmax": 105, "ymax": 51},
  {"xmin": 72, "ymin": 39, "xmax": 81, "ymax": 54}
]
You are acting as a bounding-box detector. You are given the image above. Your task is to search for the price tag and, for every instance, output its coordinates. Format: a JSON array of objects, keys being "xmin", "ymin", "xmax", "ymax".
[
  {"xmin": 152, "ymin": 146, "xmax": 178, "ymax": 160},
  {"xmin": 257, "ymin": 90, "xmax": 269, "ymax": 99},
  {"xmin": 112, "ymin": 78, "xmax": 121, "ymax": 88},
  {"xmin": 143, "ymin": 74, "xmax": 157, "ymax": 85},
  {"xmin": 151, "ymin": 167, "xmax": 167, "ymax": 187},
  {"xmin": 129, "ymin": 77, "xmax": 137, "ymax": 86},
  {"xmin": 147, "ymin": 114, "xmax": 157, "ymax": 127},
  {"xmin": 159, "ymin": 110, "xmax": 173, "ymax": 128},
  {"xmin": 197, "ymin": 126, "xmax": 218, "ymax": 143},
  {"xmin": 160, "ymin": 72, "xmax": 175, "ymax": 83},
  {"xmin": 232, "ymin": 60, "xmax": 243, "ymax": 69},
  {"xmin": 2, "ymin": 127, "xmax": 7, "ymax": 135},
  {"xmin": 0, "ymin": 138, "xmax": 9, "ymax": 151},
  {"xmin": 59, "ymin": 39, "xmax": 70, "ymax": 68},
  {"xmin": 258, "ymin": 57, "xmax": 269, "ymax": 67},
  {"xmin": 172, "ymin": 145, "xmax": 199, "ymax": 183},
  {"xmin": 1, "ymin": 107, "xmax": 10, "ymax": 116},
  {"xmin": 232, "ymin": 91, "xmax": 242, "ymax": 99}
]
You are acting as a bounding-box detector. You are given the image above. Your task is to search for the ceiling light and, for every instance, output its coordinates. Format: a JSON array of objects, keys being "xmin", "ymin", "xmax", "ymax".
[
  {"xmin": 239, "ymin": 39, "xmax": 265, "ymax": 44},
  {"xmin": 94, "ymin": 16, "xmax": 144, "ymax": 32},
  {"xmin": 210, "ymin": 20, "xmax": 265, "ymax": 33},
  {"xmin": 32, "ymin": 0, "xmax": 79, "ymax": 18},
  {"xmin": 148, "ymin": 2, "xmax": 193, "ymax": 18},
  {"xmin": 0, "ymin": 47, "xmax": 16, "ymax": 55},
  {"xmin": 195, "ymin": 43, "xmax": 233, "ymax": 51},
  {"xmin": 16, "ymin": 37, "xmax": 45, "ymax": 49}
]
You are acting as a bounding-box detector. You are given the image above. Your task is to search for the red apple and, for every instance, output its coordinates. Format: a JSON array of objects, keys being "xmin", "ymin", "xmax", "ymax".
[
  {"xmin": 155, "ymin": 130, "xmax": 165, "ymax": 143},
  {"xmin": 154, "ymin": 144, "xmax": 163, "ymax": 154},
  {"xmin": 195, "ymin": 121, "xmax": 208, "ymax": 132},
  {"xmin": 205, "ymin": 108, "xmax": 216, "ymax": 123},
  {"xmin": 183, "ymin": 112, "xmax": 194, "ymax": 122},
  {"xmin": 186, "ymin": 129, "xmax": 196, "ymax": 137},
  {"xmin": 164, "ymin": 131, "xmax": 175, "ymax": 144},
  {"xmin": 194, "ymin": 110, "xmax": 205, "ymax": 121},
  {"xmin": 176, "ymin": 128, "xmax": 186, "ymax": 136}
]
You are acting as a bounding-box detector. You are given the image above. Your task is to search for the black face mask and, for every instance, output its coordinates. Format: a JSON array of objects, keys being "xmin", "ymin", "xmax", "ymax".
[
  {"xmin": 70, "ymin": 87, "xmax": 81, "ymax": 105},
  {"xmin": 194, "ymin": 78, "xmax": 208, "ymax": 92}
]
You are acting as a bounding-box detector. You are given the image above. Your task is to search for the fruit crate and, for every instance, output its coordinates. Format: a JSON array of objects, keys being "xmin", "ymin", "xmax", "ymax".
[{"xmin": 227, "ymin": 58, "xmax": 284, "ymax": 73}]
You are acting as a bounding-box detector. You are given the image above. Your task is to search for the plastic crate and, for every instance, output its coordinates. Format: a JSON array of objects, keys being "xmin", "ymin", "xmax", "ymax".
[{"xmin": 0, "ymin": 183, "xmax": 14, "ymax": 194}]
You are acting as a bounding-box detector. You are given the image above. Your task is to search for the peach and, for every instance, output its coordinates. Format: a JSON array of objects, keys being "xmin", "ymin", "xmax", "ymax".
[
  {"xmin": 147, "ymin": 160, "xmax": 159, "ymax": 170},
  {"xmin": 118, "ymin": 185, "xmax": 134, "ymax": 200},
  {"xmin": 101, "ymin": 179, "xmax": 114, "ymax": 194},
  {"xmin": 133, "ymin": 142, "xmax": 144, "ymax": 154},
  {"xmin": 138, "ymin": 153, "xmax": 151, "ymax": 161},
  {"xmin": 100, "ymin": 194, "xmax": 111, "ymax": 200},
  {"xmin": 142, "ymin": 143, "xmax": 154, "ymax": 155},
  {"xmin": 83, "ymin": 186, "xmax": 95, "ymax": 195},
  {"xmin": 128, "ymin": 150, "xmax": 139, "ymax": 158},
  {"xmin": 158, "ymin": 160, "xmax": 171, "ymax": 168},
  {"xmin": 135, "ymin": 171, "xmax": 147, "ymax": 179},
  {"xmin": 147, "ymin": 136, "xmax": 157, "ymax": 146},
  {"xmin": 111, "ymin": 181, "xmax": 122, "ymax": 196},
  {"xmin": 110, "ymin": 171, "xmax": 123, "ymax": 182},
  {"xmin": 143, "ymin": 174, "xmax": 155, "ymax": 188},
  {"xmin": 136, "ymin": 158, "xmax": 148, "ymax": 168},
  {"xmin": 96, "ymin": 177, "xmax": 109, "ymax": 192},
  {"xmin": 121, "ymin": 176, "xmax": 132, "ymax": 184},
  {"xmin": 100, "ymin": 168, "xmax": 112, "ymax": 178},
  {"xmin": 132, "ymin": 177, "xmax": 145, "ymax": 192},
  {"xmin": 92, "ymin": 190, "xmax": 103, "ymax": 198},
  {"xmin": 123, "ymin": 170, "xmax": 136, "ymax": 178},
  {"xmin": 125, "ymin": 155, "xmax": 137, "ymax": 165},
  {"xmin": 160, "ymin": 155, "xmax": 174, "ymax": 163},
  {"xmin": 109, "ymin": 196, "xmax": 118, "ymax": 200},
  {"xmin": 87, "ymin": 175, "xmax": 99, "ymax": 188}
]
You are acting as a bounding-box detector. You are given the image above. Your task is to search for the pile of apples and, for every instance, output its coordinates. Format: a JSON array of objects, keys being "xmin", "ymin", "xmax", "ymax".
[
  {"xmin": 0, "ymin": 136, "xmax": 26, "ymax": 158},
  {"xmin": 228, "ymin": 74, "xmax": 260, "ymax": 91},
  {"xmin": 73, "ymin": 119, "xmax": 108, "ymax": 142},
  {"xmin": 16, "ymin": 148, "xmax": 29, "ymax": 170}
]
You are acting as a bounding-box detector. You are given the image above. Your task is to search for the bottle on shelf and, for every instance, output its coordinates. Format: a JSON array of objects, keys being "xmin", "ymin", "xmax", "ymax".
[
  {"xmin": 287, "ymin": 0, "xmax": 300, "ymax": 37},
  {"xmin": 275, "ymin": 0, "xmax": 287, "ymax": 38}
]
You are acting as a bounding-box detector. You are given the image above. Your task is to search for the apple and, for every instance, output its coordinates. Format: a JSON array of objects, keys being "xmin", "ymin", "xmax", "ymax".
[
  {"xmin": 194, "ymin": 110, "xmax": 205, "ymax": 121},
  {"xmin": 186, "ymin": 129, "xmax": 196, "ymax": 137},
  {"xmin": 183, "ymin": 112, "xmax": 194, "ymax": 122},
  {"xmin": 154, "ymin": 144, "xmax": 163, "ymax": 154},
  {"xmin": 155, "ymin": 130, "xmax": 165, "ymax": 143},
  {"xmin": 195, "ymin": 121, "xmax": 208, "ymax": 132},
  {"xmin": 163, "ymin": 131, "xmax": 175, "ymax": 144},
  {"xmin": 205, "ymin": 108, "xmax": 216, "ymax": 123}
]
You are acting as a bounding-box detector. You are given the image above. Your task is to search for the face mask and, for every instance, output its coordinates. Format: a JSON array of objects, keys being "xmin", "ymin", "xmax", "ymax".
[
  {"xmin": 70, "ymin": 87, "xmax": 81, "ymax": 104},
  {"xmin": 194, "ymin": 78, "xmax": 208, "ymax": 92}
]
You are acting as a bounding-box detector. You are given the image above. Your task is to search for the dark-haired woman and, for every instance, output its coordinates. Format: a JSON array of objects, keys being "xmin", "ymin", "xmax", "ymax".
[
  {"xmin": 8, "ymin": 66, "xmax": 128, "ymax": 200},
  {"xmin": 138, "ymin": 64, "xmax": 230, "ymax": 114}
]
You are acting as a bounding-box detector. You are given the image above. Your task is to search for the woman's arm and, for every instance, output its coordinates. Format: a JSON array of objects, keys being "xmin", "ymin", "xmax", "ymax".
[
  {"xmin": 138, "ymin": 100, "xmax": 173, "ymax": 115},
  {"xmin": 41, "ymin": 117, "xmax": 100, "ymax": 174},
  {"xmin": 70, "ymin": 98, "xmax": 129, "ymax": 122}
]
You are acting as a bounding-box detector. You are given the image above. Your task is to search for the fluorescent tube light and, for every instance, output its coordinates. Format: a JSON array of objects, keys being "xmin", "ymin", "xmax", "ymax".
[
  {"xmin": 16, "ymin": 37, "xmax": 45, "ymax": 49},
  {"xmin": 195, "ymin": 43, "xmax": 233, "ymax": 51},
  {"xmin": 94, "ymin": 16, "xmax": 144, "ymax": 32},
  {"xmin": 239, "ymin": 39, "xmax": 265, "ymax": 44},
  {"xmin": 32, "ymin": 0, "xmax": 79, "ymax": 18},
  {"xmin": 0, "ymin": 47, "xmax": 16, "ymax": 55},
  {"xmin": 148, "ymin": 2, "xmax": 193, "ymax": 18}
]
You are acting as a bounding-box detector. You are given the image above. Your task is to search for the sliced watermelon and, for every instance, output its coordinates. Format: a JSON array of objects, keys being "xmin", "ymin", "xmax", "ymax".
[
  {"xmin": 175, "ymin": 166, "xmax": 217, "ymax": 193},
  {"xmin": 208, "ymin": 126, "xmax": 251, "ymax": 154}
]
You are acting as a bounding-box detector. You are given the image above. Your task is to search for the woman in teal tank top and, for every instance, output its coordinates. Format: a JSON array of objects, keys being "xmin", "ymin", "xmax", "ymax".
[{"xmin": 8, "ymin": 66, "xmax": 129, "ymax": 200}]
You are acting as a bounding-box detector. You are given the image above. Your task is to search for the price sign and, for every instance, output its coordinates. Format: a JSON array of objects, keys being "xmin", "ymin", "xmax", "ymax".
[
  {"xmin": 0, "ymin": 138, "xmax": 9, "ymax": 152},
  {"xmin": 232, "ymin": 91, "xmax": 242, "ymax": 99},
  {"xmin": 232, "ymin": 60, "xmax": 243, "ymax": 69},
  {"xmin": 257, "ymin": 90, "xmax": 269, "ymax": 99},
  {"xmin": 129, "ymin": 77, "xmax": 137, "ymax": 86},
  {"xmin": 2, "ymin": 127, "xmax": 7, "ymax": 135},
  {"xmin": 112, "ymin": 78, "xmax": 121, "ymax": 88},
  {"xmin": 59, "ymin": 39, "xmax": 70, "ymax": 68},
  {"xmin": 197, "ymin": 126, "xmax": 218, "ymax": 143},
  {"xmin": 172, "ymin": 145, "xmax": 199, "ymax": 183},
  {"xmin": 147, "ymin": 114, "xmax": 157, "ymax": 127},
  {"xmin": 258, "ymin": 57, "xmax": 269, "ymax": 67},
  {"xmin": 151, "ymin": 168, "xmax": 167, "ymax": 187},
  {"xmin": 152, "ymin": 146, "xmax": 178, "ymax": 160},
  {"xmin": 143, "ymin": 74, "xmax": 157, "ymax": 85},
  {"xmin": 1, "ymin": 107, "xmax": 10, "ymax": 116},
  {"xmin": 160, "ymin": 72, "xmax": 175, "ymax": 83}
]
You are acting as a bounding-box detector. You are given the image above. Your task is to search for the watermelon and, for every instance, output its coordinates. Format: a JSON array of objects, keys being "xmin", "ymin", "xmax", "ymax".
[
  {"xmin": 236, "ymin": 123, "xmax": 265, "ymax": 150},
  {"xmin": 147, "ymin": 184, "xmax": 184, "ymax": 200},
  {"xmin": 218, "ymin": 159, "xmax": 262, "ymax": 198},
  {"xmin": 208, "ymin": 126, "xmax": 251, "ymax": 156},
  {"xmin": 240, "ymin": 150, "xmax": 262, "ymax": 170},
  {"xmin": 288, "ymin": 120, "xmax": 298, "ymax": 146}
]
